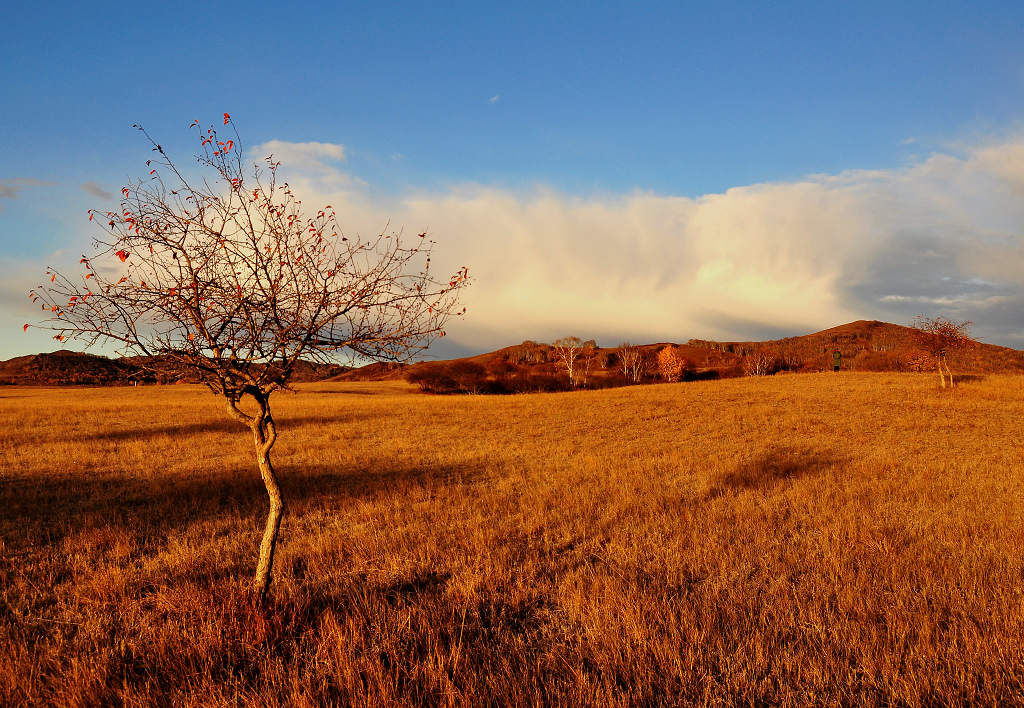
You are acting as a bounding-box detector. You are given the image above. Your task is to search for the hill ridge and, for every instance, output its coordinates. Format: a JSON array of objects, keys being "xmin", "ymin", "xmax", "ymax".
[{"xmin": 4, "ymin": 320, "xmax": 1022, "ymax": 387}]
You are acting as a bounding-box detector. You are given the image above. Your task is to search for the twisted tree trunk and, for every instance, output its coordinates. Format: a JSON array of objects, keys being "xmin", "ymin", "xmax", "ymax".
[
  {"xmin": 226, "ymin": 391, "xmax": 283, "ymax": 603},
  {"xmin": 251, "ymin": 407, "xmax": 282, "ymax": 602}
]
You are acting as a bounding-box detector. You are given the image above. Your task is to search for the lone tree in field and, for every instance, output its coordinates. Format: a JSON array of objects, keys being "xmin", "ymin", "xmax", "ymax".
[
  {"xmin": 911, "ymin": 315, "xmax": 974, "ymax": 389},
  {"xmin": 26, "ymin": 115, "xmax": 469, "ymax": 601}
]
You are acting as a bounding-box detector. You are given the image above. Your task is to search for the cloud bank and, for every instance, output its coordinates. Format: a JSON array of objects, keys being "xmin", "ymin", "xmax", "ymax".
[
  {"xmin": 256, "ymin": 136, "xmax": 1024, "ymax": 351},
  {"xmin": 8, "ymin": 138, "xmax": 1024, "ymax": 359}
]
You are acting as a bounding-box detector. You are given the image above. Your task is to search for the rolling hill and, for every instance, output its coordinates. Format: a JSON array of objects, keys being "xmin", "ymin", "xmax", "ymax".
[{"xmin": 4, "ymin": 320, "xmax": 1022, "ymax": 387}]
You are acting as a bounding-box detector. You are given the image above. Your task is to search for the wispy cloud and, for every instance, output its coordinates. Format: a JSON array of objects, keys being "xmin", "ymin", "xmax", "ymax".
[
  {"xmin": 488, "ymin": 94, "xmax": 501, "ymax": 104},
  {"xmin": 81, "ymin": 181, "xmax": 113, "ymax": 200},
  {"xmin": 0, "ymin": 178, "xmax": 52, "ymax": 210},
  {"xmin": 901, "ymin": 136, "xmax": 918, "ymax": 145}
]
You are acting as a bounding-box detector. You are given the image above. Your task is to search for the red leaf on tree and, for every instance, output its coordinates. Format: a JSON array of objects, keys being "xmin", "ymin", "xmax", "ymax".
[
  {"xmin": 23, "ymin": 324, "xmax": 29, "ymax": 332},
  {"xmin": 225, "ymin": 140, "xmax": 233, "ymax": 152},
  {"xmin": 88, "ymin": 212, "xmax": 94, "ymax": 221},
  {"xmin": 116, "ymin": 250, "xmax": 130, "ymax": 262},
  {"xmin": 223, "ymin": 113, "xmax": 230, "ymax": 125},
  {"xmin": 50, "ymin": 274, "xmax": 56, "ymax": 282}
]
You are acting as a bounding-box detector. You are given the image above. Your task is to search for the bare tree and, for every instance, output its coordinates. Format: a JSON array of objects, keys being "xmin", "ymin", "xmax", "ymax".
[
  {"xmin": 743, "ymin": 347, "xmax": 777, "ymax": 376},
  {"xmin": 552, "ymin": 336, "xmax": 586, "ymax": 388},
  {"xmin": 577, "ymin": 340, "xmax": 597, "ymax": 388},
  {"xmin": 911, "ymin": 315, "xmax": 975, "ymax": 389},
  {"xmin": 27, "ymin": 115, "xmax": 469, "ymax": 601},
  {"xmin": 618, "ymin": 341, "xmax": 645, "ymax": 383}
]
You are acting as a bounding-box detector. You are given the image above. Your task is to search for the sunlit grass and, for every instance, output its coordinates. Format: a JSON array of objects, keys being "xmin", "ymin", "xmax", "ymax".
[{"xmin": 2, "ymin": 373, "xmax": 1023, "ymax": 705}]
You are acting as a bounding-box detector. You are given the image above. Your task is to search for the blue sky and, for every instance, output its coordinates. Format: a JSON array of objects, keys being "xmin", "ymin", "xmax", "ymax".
[{"xmin": 4, "ymin": 1, "xmax": 1024, "ymax": 357}]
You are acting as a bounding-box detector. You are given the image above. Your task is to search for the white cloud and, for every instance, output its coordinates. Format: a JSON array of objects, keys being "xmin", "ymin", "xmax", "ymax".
[
  {"xmin": 263, "ymin": 135, "xmax": 1024, "ymax": 349},
  {"xmin": 251, "ymin": 140, "xmax": 345, "ymax": 170},
  {"xmin": 250, "ymin": 140, "xmax": 364, "ymax": 193},
  {"xmin": 488, "ymin": 95, "xmax": 501, "ymax": 104},
  {"xmin": 12, "ymin": 135, "xmax": 1024, "ymax": 357}
]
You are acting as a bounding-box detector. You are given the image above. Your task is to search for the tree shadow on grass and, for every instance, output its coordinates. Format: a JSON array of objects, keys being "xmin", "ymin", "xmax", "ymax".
[
  {"xmin": 710, "ymin": 444, "xmax": 843, "ymax": 497},
  {"xmin": 951, "ymin": 374, "xmax": 986, "ymax": 385},
  {"xmin": 0, "ymin": 456, "xmax": 486, "ymax": 554},
  {"xmin": 67, "ymin": 410, "xmax": 388, "ymax": 443},
  {"xmin": 303, "ymin": 388, "xmax": 403, "ymax": 396}
]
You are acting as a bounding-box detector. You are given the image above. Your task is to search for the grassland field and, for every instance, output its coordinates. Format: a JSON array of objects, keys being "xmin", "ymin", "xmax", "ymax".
[{"xmin": 2, "ymin": 373, "xmax": 1024, "ymax": 706}]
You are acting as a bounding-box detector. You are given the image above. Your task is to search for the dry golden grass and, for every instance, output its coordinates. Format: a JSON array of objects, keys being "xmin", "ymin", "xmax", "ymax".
[{"xmin": 2, "ymin": 373, "xmax": 1024, "ymax": 706}]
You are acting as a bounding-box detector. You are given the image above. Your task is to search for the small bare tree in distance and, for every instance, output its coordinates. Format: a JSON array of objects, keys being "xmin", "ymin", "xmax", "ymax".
[
  {"xmin": 741, "ymin": 345, "xmax": 781, "ymax": 376},
  {"xmin": 911, "ymin": 315, "xmax": 975, "ymax": 389},
  {"xmin": 617, "ymin": 341, "xmax": 646, "ymax": 383},
  {"xmin": 552, "ymin": 336, "xmax": 586, "ymax": 387},
  {"xmin": 26, "ymin": 115, "xmax": 469, "ymax": 601},
  {"xmin": 577, "ymin": 339, "xmax": 598, "ymax": 388}
]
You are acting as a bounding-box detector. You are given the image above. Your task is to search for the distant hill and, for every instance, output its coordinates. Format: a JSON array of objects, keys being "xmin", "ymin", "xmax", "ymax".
[
  {"xmin": 4, "ymin": 321, "xmax": 1022, "ymax": 388},
  {"xmin": 0, "ymin": 350, "xmax": 137, "ymax": 386},
  {"xmin": 687, "ymin": 320, "xmax": 1024, "ymax": 374},
  {"xmin": 0, "ymin": 351, "xmax": 348, "ymax": 386},
  {"xmin": 339, "ymin": 320, "xmax": 1024, "ymax": 393}
]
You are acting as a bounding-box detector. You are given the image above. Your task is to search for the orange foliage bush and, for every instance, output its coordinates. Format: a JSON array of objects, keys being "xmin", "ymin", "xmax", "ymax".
[{"xmin": 656, "ymin": 346, "xmax": 689, "ymax": 382}]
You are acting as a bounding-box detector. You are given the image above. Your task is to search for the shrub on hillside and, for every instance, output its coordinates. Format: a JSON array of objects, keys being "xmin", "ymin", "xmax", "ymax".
[
  {"xmin": 852, "ymin": 349, "xmax": 908, "ymax": 372},
  {"xmin": 406, "ymin": 361, "xmax": 493, "ymax": 394},
  {"xmin": 503, "ymin": 369, "xmax": 570, "ymax": 393},
  {"xmin": 448, "ymin": 361, "xmax": 489, "ymax": 394},
  {"xmin": 406, "ymin": 365, "xmax": 458, "ymax": 393}
]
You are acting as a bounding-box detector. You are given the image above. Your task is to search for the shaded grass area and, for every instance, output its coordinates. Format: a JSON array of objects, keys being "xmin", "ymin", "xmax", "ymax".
[{"xmin": 2, "ymin": 374, "xmax": 1024, "ymax": 705}]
